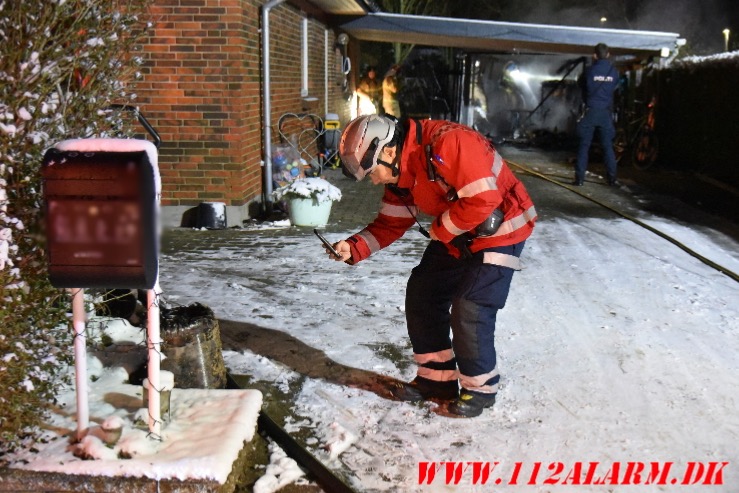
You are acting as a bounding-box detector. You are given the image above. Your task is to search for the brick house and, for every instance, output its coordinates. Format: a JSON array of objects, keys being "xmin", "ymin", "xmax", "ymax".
[
  {"xmin": 133, "ymin": 1, "xmax": 686, "ymax": 229},
  {"xmin": 134, "ymin": 0, "xmax": 370, "ymax": 227}
]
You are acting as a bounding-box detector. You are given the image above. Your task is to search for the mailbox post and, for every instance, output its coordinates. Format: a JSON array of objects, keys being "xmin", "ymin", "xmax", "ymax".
[{"xmin": 42, "ymin": 138, "xmax": 163, "ymax": 439}]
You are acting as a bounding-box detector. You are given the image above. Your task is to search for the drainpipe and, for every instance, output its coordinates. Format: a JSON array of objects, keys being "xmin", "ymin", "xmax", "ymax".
[
  {"xmin": 262, "ymin": 0, "xmax": 286, "ymax": 215},
  {"xmin": 301, "ymin": 17, "xmax": 309, "ymax": 97}
]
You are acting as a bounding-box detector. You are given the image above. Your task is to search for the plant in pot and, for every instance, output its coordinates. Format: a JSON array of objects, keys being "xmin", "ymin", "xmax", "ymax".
[{"xmin": 272, "ymin": 177, "xmax": 342, "ymax": 227}]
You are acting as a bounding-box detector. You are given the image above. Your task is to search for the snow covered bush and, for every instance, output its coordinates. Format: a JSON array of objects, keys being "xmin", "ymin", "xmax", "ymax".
[
  {"xmin": 272, "ymin": 177, "xmax": 343, "ymax": 205},
  {"xmin": 0, "ymin": 0, "xmax": 152, "ymax": 460}
]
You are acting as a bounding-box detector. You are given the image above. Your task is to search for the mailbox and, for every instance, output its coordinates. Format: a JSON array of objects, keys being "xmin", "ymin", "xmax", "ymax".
[{"xmin": 42, "ymin": 139, "xmax": 160, "ymax": 289}]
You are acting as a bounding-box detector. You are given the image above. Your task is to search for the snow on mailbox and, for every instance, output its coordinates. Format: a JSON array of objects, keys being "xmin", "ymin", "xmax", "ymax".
[{"xmin": 42, "ymin": 138, "xmax": 161, "ymax": 289}]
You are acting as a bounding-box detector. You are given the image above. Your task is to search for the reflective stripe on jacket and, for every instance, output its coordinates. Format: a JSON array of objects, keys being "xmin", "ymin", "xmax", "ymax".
[{"xmin": 347, "ymin": 119, "xmax": 536, "ymax": 262}]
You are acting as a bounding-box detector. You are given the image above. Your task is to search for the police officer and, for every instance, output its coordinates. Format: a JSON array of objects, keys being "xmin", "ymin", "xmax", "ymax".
[
  {"xmin": 326, "ymin": 115, "xmax": 537, "ymax": 417},
  {"xmin": 575, "ymin": 43, "xmax": 620, "ymax": 186}
]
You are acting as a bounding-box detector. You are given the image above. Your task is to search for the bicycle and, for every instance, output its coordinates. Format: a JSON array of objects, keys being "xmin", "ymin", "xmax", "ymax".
[{"xmin": 614, "ymin": 97, "xmax": 659, "ymax": 170}]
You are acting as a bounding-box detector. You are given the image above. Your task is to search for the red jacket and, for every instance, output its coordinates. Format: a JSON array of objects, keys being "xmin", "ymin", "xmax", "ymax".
[{"xmin": 347, "ymin": 119, "xmax": 537, "ymax": 262}]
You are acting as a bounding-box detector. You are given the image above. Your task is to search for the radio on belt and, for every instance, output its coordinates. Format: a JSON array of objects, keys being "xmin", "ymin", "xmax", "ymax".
[{"xmin": 42, "ymin": 139, "xmax": 160, "ymax": 289}]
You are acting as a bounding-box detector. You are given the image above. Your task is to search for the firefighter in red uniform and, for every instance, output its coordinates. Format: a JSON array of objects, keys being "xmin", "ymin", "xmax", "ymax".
[{"xmin": 328, "ymin": 114, "xmax": 537, "ymax": 417}]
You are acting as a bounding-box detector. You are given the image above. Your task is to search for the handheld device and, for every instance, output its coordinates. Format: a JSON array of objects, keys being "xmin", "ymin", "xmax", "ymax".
[{"xmin": 314, "ymin": 229, "xmax": 342, "ymax": 259}]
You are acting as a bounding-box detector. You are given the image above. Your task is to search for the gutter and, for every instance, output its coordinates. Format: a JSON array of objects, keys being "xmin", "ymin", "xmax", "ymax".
[{"xmin": 261, "ymin": 0, "xmax": 287, "ymax": 216}]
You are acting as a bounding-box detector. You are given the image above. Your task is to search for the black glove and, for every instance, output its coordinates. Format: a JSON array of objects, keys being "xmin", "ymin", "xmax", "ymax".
[{"xmin": 450, "ymin": 234, "xmax": 473, "ymax": 259}]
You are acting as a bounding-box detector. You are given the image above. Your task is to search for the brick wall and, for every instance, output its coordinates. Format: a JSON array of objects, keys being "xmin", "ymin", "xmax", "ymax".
[{"xmin": 134, "ymin": 0, "xmax": 350, "ymax": 218}]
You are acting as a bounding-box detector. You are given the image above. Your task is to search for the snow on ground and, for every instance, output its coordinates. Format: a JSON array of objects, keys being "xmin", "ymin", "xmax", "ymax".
[
  {"xmin": 158, "ymin": 209, "xmax": 739, "ymax": 492},
  {"xmin": 7, "ymin": 178, "xmax": 737, "ymax": 492},
  {"xmin": 8, "ymin": 361, "xmax": 263, "ymax": 484}
]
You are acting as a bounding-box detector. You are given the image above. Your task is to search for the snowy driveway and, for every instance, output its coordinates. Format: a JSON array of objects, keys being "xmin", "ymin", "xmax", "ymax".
[{"xmin": 159, "ymin": 167, "xmax": 739, "ymax": 492}]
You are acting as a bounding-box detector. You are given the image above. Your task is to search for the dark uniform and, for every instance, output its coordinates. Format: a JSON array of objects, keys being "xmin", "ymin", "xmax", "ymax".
[{"xmin": 575, "ymin": 57, "xmax": 619, "ymax": 185}]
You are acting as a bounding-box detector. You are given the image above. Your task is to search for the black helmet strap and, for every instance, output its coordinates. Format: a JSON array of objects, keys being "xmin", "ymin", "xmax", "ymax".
[{"xmin": 376, "ymin": 158, "xmax": 399, "ymax": 177}]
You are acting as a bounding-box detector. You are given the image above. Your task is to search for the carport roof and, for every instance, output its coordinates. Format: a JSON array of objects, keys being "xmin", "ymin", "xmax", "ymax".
[{"xmin": 336, "ymin": 12, "xmax": 683, "ymax": 59}]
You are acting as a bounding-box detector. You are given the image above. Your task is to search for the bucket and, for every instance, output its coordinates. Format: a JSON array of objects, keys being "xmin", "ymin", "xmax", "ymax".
[
  {"xmin": 288, "ymin": 197, "xmax": 332, "ymax": 227},
  {"xmin": 196, "ymin": 202, "xmax": 227, "ymax": 229},
  {"xmin": 160, "ymin": 303, "xmax": 227, "ymax": 389}
]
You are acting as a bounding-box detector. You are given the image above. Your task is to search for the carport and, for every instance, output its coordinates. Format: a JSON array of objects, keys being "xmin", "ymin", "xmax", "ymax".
[
  {"xmin": 336, "ymin": 12, "xmax": 683, "ymax": 60},
  {"xmin": 326, "ymin": 10, "xmax": 684, "ymax": 143}
]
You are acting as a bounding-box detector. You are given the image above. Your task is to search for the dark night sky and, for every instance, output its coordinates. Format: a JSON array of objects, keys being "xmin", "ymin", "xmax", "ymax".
[{"xmin": 497, "ymin": 0, "xmax": 738, "ymax": 55}]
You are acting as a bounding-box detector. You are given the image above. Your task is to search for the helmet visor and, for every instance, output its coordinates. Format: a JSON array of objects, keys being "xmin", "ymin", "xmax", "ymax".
[
  {"xmin": 341, "ymin": 136, "xmax": 380, "ymax": 181},
  {"xmin": 359, "ymin": 137, "xmax": 379, "ymax": 172}
]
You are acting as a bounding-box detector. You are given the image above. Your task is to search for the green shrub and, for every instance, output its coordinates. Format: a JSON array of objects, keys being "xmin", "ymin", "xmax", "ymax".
[{"xmin": 0, "ymin": 0, "xmax": 152, "ymax": 460}]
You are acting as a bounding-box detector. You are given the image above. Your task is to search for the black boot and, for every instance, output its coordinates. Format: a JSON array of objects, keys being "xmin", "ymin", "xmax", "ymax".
[
  {"xmin": 390, "ymin": 377, "xmax": 458, "ymax": 402},
  {"xmin": 446, "ymin": 391, "xmax": 496, "ymax": 417}
]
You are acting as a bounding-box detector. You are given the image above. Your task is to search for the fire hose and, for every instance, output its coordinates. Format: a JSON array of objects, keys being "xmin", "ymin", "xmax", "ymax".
[
  {"xmin": 226, "ymin": 373, "xmax": 358, "ymax": 493},
  {"xmin": 507, "ymin": 160, "xmax": 739, "ymax": 284}
]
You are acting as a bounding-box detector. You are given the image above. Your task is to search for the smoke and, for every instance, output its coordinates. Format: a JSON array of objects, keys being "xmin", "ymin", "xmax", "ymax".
[
  {"xmin": 502, "ymin": 0, "xmax": 732, "ymax": 55},
  {"xmin": 468, "ymin": 54, "xmax": 583, "ymax": 139},
  {"xmin": 505, "ymin": 1, "xmax": 607, "ymax": 30},
  {"xmin": 631, "ymin": 0, "xmax": 727, "ymax": 54}
]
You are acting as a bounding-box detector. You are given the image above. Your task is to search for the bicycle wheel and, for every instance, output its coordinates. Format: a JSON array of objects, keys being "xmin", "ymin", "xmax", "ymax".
[
  {"xmin": 614, "ymin": 127, "xmax": 628, "ymax": 164},
  {"xmin": 632, "ymin": 127, "xmax": 658, "ymax": 170}
]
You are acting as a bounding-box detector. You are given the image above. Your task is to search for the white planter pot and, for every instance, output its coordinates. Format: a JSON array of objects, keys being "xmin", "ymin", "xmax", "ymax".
[{"xmin": 288, "ymin": 197, "xmax": 333, "ymax": 227}]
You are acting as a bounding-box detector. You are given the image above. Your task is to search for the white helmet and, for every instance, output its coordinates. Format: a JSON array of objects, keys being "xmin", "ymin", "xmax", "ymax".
[{"xmin": 339, "ymin": 115, "xmax": 398, "ymax": 181}]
